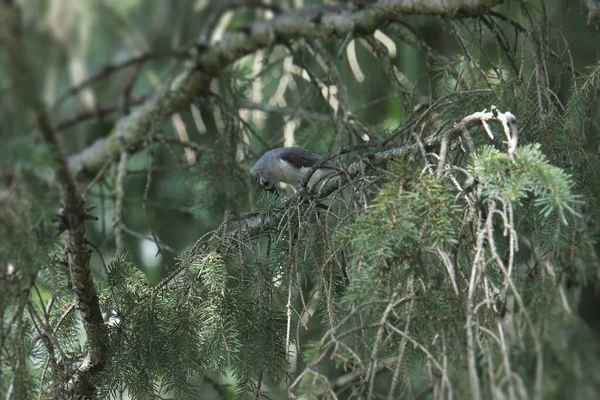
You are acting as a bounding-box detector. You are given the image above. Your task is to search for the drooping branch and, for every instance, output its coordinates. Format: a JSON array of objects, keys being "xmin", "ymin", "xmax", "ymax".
[{"xmin": 66, "ymin": 0, "xmax": 501, "ymax": 180}]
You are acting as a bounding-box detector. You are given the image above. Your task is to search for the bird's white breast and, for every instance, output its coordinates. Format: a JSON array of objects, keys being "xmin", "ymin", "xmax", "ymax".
[{"xmin": 277, "ymin": 159, "xmax": 331, "ymax": 189}]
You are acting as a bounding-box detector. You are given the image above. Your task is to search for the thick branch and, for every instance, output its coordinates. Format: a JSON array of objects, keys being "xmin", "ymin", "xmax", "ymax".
[
  {"xmin": 66, "ymin": 0, "xmax": 501, "ymax": 179},
  {"xmin": 37, "ymin": 112, "xmax": 108, "ymax": 397},
  {"xmin": 4, "ymin": 6, "xmax": 109, "ymax": 394}
]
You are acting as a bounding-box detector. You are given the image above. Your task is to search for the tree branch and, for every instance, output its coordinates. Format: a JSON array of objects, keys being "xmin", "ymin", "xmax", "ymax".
[
  {"xmin": 37, "ymin": 111, "xmax": 108, "ymax": 398},
  {"xmin": 52, "ymin": 51, "xmax": 184, "ymax": 111},
  {"xmin": 54, "ymin": 95, "xmax": 150, "ymax": 133},
  {"xmin": 3, "ymin": 3, "xmax": 109, "ymax": 394},
  {"xmin": 66, "ymin": 0, "xmax": 501, "ymax": 180},
  {"xmin": 218, "ymin": 107, "xmax": 517, "ymax": 244}
]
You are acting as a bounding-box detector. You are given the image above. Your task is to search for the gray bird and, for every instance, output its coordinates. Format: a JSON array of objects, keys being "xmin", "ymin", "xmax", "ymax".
[{"xmin": 251, "ymin": 147, "xmax": 342, "ymax": 192}]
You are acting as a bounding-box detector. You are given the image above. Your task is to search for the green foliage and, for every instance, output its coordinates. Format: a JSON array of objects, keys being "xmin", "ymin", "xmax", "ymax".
[
  {"xmin": 94, "ymin": 247, "xmax": 290, "ymax": 398},
  {"xmin": 340, "ymin": 165, "xmax": 463, "ymax": 304},
  {"xmin": 188, "ymin": 151, "xmax": 253, "ymax": 228},
  {"xmin": 564, "ymin": 63, "xmax": 600, "ymax": 136},
  {"xmin": 0, "ymin": 168, "xmax": 61, "ymax": 330},
  {"xmin": 254, "ymin": 191, "xmax": 286, "ymax": 217},
  {"xmin": 470, "ymin": 144, "xmax": 580, "ymax": 224},
  {"xmin": 294, "ymin": 138, "xmax": 589, "ymax": 397},
  {"xmin": 2, "ymin": 1, "xmax": 600, "ymax": 399},
  {"xmin": 469, "ymin": 144, "xmax": 581, "ymax": 256}
]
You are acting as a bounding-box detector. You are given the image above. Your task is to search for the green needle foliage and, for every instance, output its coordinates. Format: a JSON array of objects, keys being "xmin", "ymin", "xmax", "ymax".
[{"xmin": 1, "ymin": 1, "xmax": 600, "ymax": 399}]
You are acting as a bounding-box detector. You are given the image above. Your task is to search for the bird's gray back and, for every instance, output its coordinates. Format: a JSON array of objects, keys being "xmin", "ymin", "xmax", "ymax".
[
  {"xmin": 277, "ymin": 147, "xmax": 340, "ymax": 171},
  {"xmin": 252, "ymin": 147, "xmax": 341, "ymax": 187}
]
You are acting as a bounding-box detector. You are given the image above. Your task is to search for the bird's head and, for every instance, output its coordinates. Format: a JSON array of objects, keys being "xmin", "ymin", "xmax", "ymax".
[{"xmin": 251, "ymin": 168, "xmax": 276, "ymax": 192}]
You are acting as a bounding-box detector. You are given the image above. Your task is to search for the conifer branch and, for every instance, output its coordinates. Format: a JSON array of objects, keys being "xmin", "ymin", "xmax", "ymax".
[
  {"xmin": 3, "ymin": 8, "xmax": 109, "ymax": 395},
  {"xmin": 1, "ymin": 1, "xmax": 593, "ymax": 398},
  {"xmin": 66, "ymin": 0, "xmax": 501, "ymax": 180},
  {"xmin": 37, "ymin": 110, "xmax": 108, "ymax": 398},
  {"xmin": 171, "ymin": 107, "xmax": 519, "ymax": 250}
]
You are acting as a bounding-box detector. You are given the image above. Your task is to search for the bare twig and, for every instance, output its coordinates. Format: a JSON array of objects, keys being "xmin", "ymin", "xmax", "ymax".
[
  {"xmin": 53, "ymin": 51, "xmax": 184, "ymax": 110},
  {"xmin": 54, "ymin": 95, "xmax": 150, "ymax": 133}
]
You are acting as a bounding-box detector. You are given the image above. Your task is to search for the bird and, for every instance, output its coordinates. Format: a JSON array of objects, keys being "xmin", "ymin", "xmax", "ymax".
[{"xmin": 251, "ymin": 147, "xmax": 342, "ymax": 192}]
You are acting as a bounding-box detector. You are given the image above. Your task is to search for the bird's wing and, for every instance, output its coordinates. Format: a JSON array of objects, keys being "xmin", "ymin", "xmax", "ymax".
[{"xmin": 279, "ymin": 147, "xmax": 342, "ymax": 171}]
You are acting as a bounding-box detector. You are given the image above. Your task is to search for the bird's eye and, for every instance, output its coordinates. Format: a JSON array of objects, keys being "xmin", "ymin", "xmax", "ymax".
[{"xmin": 261, "ymin": 180, "xmax": 272, "ymax": 189}]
